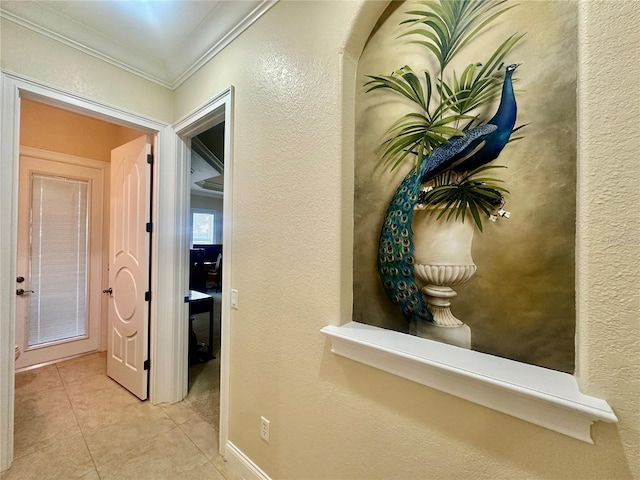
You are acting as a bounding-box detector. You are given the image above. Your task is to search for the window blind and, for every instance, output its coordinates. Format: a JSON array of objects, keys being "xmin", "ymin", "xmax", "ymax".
[{"xmin": 28, "ymin": 174, "xmax": 89, "ymax": 347}]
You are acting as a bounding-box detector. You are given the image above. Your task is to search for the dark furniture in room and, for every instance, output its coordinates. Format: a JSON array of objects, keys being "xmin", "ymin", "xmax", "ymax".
[
  {"xmin": 188, "ymin": 244, "xmax": 222, "ymax": 364},
  {"xmin": 189, "ymin": 248, "xmax": 207, "ymax": 292},
  {"xmin": 190, "ymin": 244, "xmax": 222, "ymax": 292}
]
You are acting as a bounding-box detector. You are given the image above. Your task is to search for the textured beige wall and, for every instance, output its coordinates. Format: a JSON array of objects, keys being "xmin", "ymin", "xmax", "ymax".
[
  {"xmin": 1, "ymin": 18, "xmax": 173, "ymax": 123},
  {"xmin": 176, "ymin": 0, "xmax": 639, "ymax": 478},
  {"xmin": 576, "ymin": 0, "xmax": 640, "ymax": 469}
]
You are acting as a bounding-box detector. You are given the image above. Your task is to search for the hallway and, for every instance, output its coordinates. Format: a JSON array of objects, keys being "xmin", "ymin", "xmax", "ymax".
[{"xmin": 3, "ymin": 352, "xmax": 238, "ymax": 480}]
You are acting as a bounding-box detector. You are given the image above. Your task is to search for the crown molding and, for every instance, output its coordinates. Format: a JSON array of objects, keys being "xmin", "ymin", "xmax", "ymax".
[
  {"xmin": 171, "ymin": 0, "xmax": 277, "ymax": 89},
  {"xmin": 0, "ymin": 0, "xmax": 278, "ymax": 91},
  {"xmin": 0, "ymin": 9, "xmax": 173, "ymax": 89}
]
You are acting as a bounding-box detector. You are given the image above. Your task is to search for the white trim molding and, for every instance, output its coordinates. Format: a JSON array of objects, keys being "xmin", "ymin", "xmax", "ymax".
[
  {"xmin": 225, "ymin": 441, "xmax": 272, "ymax": 480},
  {"xmin": 0, "ymin": 71, "xmax": 20, "ymax": 473},
  {"xmin": 321, "ymin": 321, "xmax": 617, "ymax": 444}
]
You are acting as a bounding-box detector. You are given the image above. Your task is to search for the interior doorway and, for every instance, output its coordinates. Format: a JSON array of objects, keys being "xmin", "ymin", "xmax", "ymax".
[
  {"xmin": 15, "ymin": 98, "xmax": 147, "ymax": 373},
  {"xmin": 0, "ymin": 72, "xmax": 179, "ymax": 472},
  {"xmin": 185, "ymin": 122, "xmax": 225, "ymax": 430},
  {"xmin": 173, "ymin": 86, "xmax": 234, "ymax": 455},
  {"xmin": 1, "ymin": 73, "xmax": 233, "ymax": 471}
]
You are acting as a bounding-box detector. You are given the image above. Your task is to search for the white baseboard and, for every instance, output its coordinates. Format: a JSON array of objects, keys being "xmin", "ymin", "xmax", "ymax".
[{"xmin": 225, "ymin": 441, "xmax": 271, "ymax": 480}]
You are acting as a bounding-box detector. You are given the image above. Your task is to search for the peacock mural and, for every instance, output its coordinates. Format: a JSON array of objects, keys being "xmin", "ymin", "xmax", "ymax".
[{"xmin": 354, "ymin": 0, "xmax": 578, "ymax": 373}]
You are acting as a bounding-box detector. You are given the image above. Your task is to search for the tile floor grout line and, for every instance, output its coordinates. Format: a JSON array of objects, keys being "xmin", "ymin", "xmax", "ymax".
[
  {"xmin": 176, "ymin": 422, "xmax": 216, "ymax": 469},
  {"xmin": 56, "ymin": 363, "xmax": 104, "ymax": 480},
  {"xmin": 173, "ymin": 397, "xmax": 221, "ymax": 461},
  {"xmin": 57, "ymin": 358, "xmax": 154, "ymax": 478}
]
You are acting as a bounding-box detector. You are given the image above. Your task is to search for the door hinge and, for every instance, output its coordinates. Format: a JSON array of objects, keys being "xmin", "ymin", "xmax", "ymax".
[
  {"xmin": 145, "ymin": 291, "xmax": 151, "ymax": 302},
  {"xmin": 146, "ymin": 222, "xmax": 153, "ymax": 233},
  {"xmin": 147, "ymin": 154, "xmax": 154, "ymax": 165},
  {"xmin": 144, "ymin": 359, "xmax": 150, "ymax": 370}
]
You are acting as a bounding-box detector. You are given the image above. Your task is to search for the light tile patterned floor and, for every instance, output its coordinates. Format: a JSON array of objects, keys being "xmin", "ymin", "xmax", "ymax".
[{"xmin": 2, "ymin": 352, "xmax": 240, "ymax": 480}]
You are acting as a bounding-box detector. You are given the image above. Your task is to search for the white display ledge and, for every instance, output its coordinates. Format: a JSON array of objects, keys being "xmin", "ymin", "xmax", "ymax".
[{"xmin": 321, "ymin": 322, "xmax": 617, "ymax": 443}]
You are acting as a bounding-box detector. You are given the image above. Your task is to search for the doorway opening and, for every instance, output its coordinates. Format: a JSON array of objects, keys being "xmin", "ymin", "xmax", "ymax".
[
  {"xmin": 10, "ymin": 97, "xmax": 159, "ymax": 461},
  {"xmin": 185, "ymin": 121, "xmax": 225, "ymax": 430},
  {"xmin": 15, "ymin": 98, "xmax": 148, "ymax": 374},
  {"xmin": 0, "ymin": 72, "xmax": 181, "ymax": 472},
  {"xmin": 2, "ymin": 73, "xmax": 232, "ymax": 471},
  {"xmin": 173, "ymin": 86, "xmax": 234, "ymax": 455}
]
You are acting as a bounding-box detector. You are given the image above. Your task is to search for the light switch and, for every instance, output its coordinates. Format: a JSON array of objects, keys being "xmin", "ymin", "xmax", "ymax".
[{"xmin": 231, "ymin": 289, "xmax": 239, "ymax": 309}]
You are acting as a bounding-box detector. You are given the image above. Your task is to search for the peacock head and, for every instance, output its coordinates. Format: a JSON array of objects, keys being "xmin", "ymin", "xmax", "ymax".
[{"xmin": 505, "ymin": 63, "xmax": 521, "ymax": 74}]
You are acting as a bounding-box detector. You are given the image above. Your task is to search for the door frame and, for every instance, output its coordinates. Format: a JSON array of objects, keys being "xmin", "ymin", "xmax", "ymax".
[
  {"xmin": 172, "ymin": 86, "xmax": 234, "ymax": 456},
  {"xmin": 0, "ymin": 71, "xmax": 187, "ymax": 471}
]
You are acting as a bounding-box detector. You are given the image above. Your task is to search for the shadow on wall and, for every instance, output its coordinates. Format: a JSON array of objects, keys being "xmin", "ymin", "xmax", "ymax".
[{"xmin": 318, "ymin": 345, "xmax": 634, "ymax": 479}]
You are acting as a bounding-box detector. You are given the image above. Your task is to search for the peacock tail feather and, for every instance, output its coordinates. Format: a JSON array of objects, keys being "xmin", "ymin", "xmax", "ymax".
[{"xmin": 377, "ymin": 169, "xmax": 433, "ymax": 323}]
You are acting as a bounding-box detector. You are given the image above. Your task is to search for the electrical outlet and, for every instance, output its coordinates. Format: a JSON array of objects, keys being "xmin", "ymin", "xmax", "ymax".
[
  {"xmin": 231, "ymin": 289, "xmax": 239, "ymax": 309},
  {"xmin": 260, "ymin": 416, "xmax": 270, "ymax": 443}
]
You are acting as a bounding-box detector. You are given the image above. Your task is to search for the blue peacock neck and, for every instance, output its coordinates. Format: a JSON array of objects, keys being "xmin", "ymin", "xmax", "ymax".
[{"xmin": 488, "ymin": 70, "xmax": 517, "ymax": 133}]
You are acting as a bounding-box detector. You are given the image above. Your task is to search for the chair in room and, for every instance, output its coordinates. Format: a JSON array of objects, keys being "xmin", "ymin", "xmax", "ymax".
[{"xmin": 205, "ymin": 253, "xmax": 222, "ymax": 291}]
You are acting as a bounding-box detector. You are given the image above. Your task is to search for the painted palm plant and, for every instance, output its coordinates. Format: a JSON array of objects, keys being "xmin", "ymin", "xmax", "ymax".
[
  {"xmin": 366, "ymin": 0, "xmax": 524, "ymax": 230},
  {"xmin": 366, "ymin": 0, "xmax": 523, "ymax": 177},
  {"xmin": 366, "ymin": 0, "xmax": 525, "ymax": 327}
]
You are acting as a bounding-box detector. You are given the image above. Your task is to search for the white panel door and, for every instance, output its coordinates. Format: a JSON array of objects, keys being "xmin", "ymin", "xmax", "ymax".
[{"xmin": 107, "ymin": 135, "xmax": 151, "ymax": 400}]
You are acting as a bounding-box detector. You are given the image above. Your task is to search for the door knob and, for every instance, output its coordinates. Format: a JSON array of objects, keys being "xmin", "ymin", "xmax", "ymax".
[
  {"xmin": 16, "ymin": 289, "xmax": 34, "ymax": 295},
  {"xmin": 103, "ymin": 288, "xmax": 113, "ymax": 295}
]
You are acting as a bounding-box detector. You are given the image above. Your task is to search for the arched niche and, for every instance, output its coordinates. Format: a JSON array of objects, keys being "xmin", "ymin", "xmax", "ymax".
[
  {"xmin": 351, "ymin": 0, "xmax": 577, "ymax": 373},
  {"xmin": 324, "ymin": 0, "xmax": 615, "ymax": 444}
]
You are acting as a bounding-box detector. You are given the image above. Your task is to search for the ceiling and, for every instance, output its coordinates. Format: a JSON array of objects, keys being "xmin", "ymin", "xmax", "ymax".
[
  {"xmin": 0, "ymin": 0, "xmax": 276, "ymax": 89},
  {"xmin": 191, "ymin": 124, "xmax": 225, "ymax": 198}
]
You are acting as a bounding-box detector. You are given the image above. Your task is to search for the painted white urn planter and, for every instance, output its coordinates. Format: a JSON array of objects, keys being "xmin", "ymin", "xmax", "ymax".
[{"xmin": 411, "ymin": 207, "xmax": 475, "ymax": 348}]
